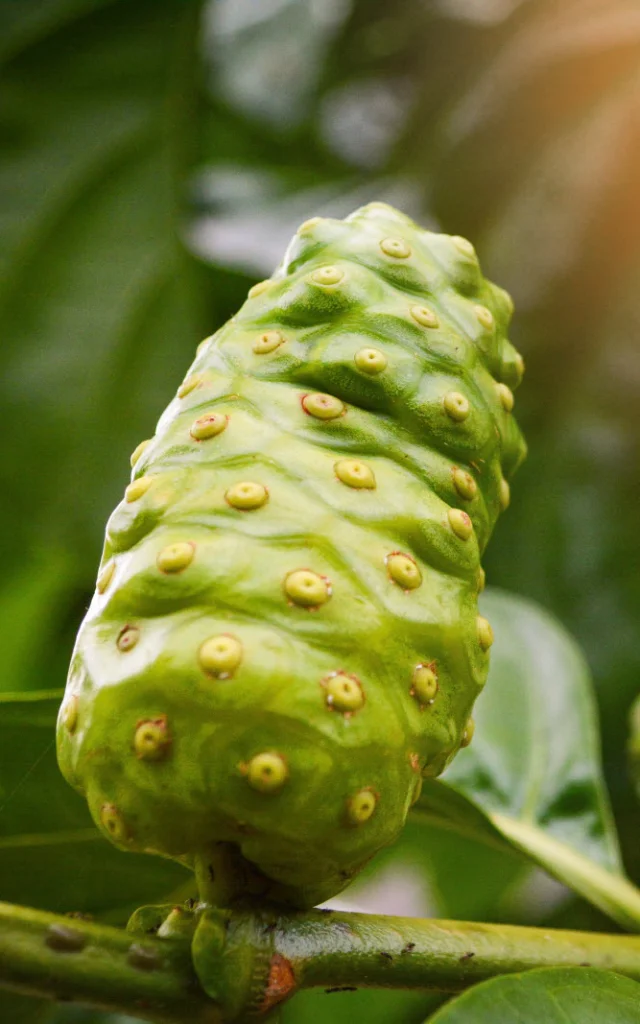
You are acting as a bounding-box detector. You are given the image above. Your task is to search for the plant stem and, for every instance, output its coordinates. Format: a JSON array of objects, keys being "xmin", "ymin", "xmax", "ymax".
[
  {"xmin": 0, "ymin": 901, "xmax": 219, "ymax": 1024},
  {"xmin": 273, "ymin": 909, "xmax": 640, "ymax": 993},
  {"xmin": 2, "ymin": 900, "xmax": 640, "ymax": 1022}
]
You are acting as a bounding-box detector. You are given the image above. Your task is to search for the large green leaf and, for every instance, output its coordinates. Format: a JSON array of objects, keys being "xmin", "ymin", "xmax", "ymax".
[
  {"xmin": 0, "ymin": 0, "xmax": 209, "ymax": 584},
  {"xmin": 427, "ymin": 968, "xmax": 640, "ymax": 1024},
  {"xmin": 412, "ymin": 589, "xmax": 640, "ymax": 930}
]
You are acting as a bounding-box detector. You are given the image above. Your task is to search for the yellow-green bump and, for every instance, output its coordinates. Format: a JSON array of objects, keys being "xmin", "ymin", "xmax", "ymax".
[
  {"xmin": 157, "ymin": 542, "xmax": 195, "ymax": 574},
  {"xmin": 284, "ymin": 569, "xmax": 331, "ymax": 608},
  {"xmin": 302, "ymin": 393, "xmax": 345, "ymax": 420},
  {"xmin": 452, "ymin": 236, "xmax": 476, "ymax": 258},
  {"xmin": 354, "ymin": 347, "xmax": 387, "ymax": 374},
  {"xmin": 310, "ymin": 266, "xmax": 344, "ymax": 287},
  {"xmin": 125, "ymin": 477, "xmax": 153, "ymax": 503},
  {"xmin": 513, "ymin": 353, "xmax": 525, "ymax": 386},
  {"xmin": 199, "ymin": 634, "xmax": 243, "ymax": 678},
  {"xmin": 461, "ymin": 718, "xmax": 475, "ymax": 748},
  {"xmin": 117, "ymin": 625, "xmax": 139, "ymax": 653},
  {"xmin": 443, "ymin": 391, "xmax": 470, "ymax": 422},
  {"xmin": 248, "ymin": 280, "xmax": 271, "ymax": 299},
  {"xmin": 134, "ymin": 717, "xmax": 171, "ymax": 761},
  {"xmin": 499, "ymin": 478, "xmax": 511, "ymax": 510},
  {"xmin": 225, "ymin": 481, "xmax": 268, "ymax": 510},
  {"xmin": 347, "ymin": 788, "xmax": 377, "ymax": 825},
  {"xmin": 477, "ymin": 567, "xmax": 486, "ymax": 593},
  {"xmin": 253, "ymin": 330, "xmax": 284, "ymax": 354},
  {"xmin": 448, "ymin": 508, "xmax": 473, "ymax": 540},
  {"xmin": 410, "ymin": 304, "xmax": 439, "ymax": 329},
  {"xmin": 380, "ymin": 237, "xmax": 411, "ymax": 259},
  {"xmin": 100, "ymin": 803, "xmax": 128, "ymax": 842},
  {"xmin": 335, "ymin": 459, "xmax": 376, "ymax": 489},
  {"xmin": 190, "ymin": 413, "xmax": 227, "ymax": 441},
  {"xmin": 477, "ymin": 616, "xmax": 494, "ymax": 651},
  {"xmin": 452, "ymin": 467, "xmax": 477, "ymax": 500},
  {"xmin": 130, "ymin": 440, "xmax": 151, "ymax": 467},
  {"xmin": 61, "ymin": 696, "xmax": 78, "ymax": 734},
  {"xmin": 387, "ymin": 552, "xmax": 422, "ymax": 590},
  {"xmin": 411, "ymin": 664, "xmax": 438, "ymax": 706},
  {"xmin": 299, "ymin": 217, "xmax": 321, "ymax": 233},
  {"xmin": 496, "ymin": 383, "xmax": 515, "ymax": 412},
  {"xmin": 324, "ymin": 672, "xmax": 365, "ymax": 713},
  {"xmin": 474, "ymin": 305, "xmax": 494, "ymax": 330},
  {"xmin": 97, "ymin": 560, "xmax": 115, "ymax": 594},
  {"xmin": 178, "ymin": 374, "xmax": 205, "ymax": 399},
  {"xmin": 245, "ymin": 752, "xmax": 288, "ymax": 793}
]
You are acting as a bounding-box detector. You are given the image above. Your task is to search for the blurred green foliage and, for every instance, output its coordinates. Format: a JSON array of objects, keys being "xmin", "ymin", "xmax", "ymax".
[{"xmin": 1, "ymin": 0, "xmax": 639, "ymax": 1021}]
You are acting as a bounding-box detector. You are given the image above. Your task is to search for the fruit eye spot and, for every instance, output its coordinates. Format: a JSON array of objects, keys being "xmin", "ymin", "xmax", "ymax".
[
  {"xmin": 386, "ymin": 552, "xmax": 422, "ymax": 590},
  {"xmin": 96, "ymin": 560, "xmax": 115, "ymax": 594},
  {"xmin": 244, "ymin": 752, "xmax": 288, "ymax": 793},
  {"xmin": 310, "ymin": 265, "xmax": 344, "ymax": 287},
  {"xmin": 225, "ymin": 481, "xmax": 268, "ymax": 510},
  {"xmin": 156, "ymin": 541, "xmax": 195, "ymax": 574},
  {"xmin": 354, "ymin": 347, "xmax": 387, "ymax": 374},
  {"xmin": 323, "ymin": 672, "xmax": 365, "ymax": 713},
  {"xmin": 443, "ymin": 391, "xmax": 470, "ymax": 422},
  {"xmin": 452, "ymin": 467, "xmax": 477, "ymax": 501},
  {"xmin": 448, "ymin": 508, "xmax": 474, "ymax": 541},
  {"xmin": 347, "ymin": 788, "xmax": 378, "ymax": 825},
  {"xmin": 61, "ymin": 696, "xmax": 79, "ymax": 734},
  {"xmin": 410, "ymin": 304, "xmax": 439, "ymax": 329},
  {"xmin": 178, "ymin": 374, "xmax": 206, "ymax": 399},
  {"xmin": 302, "ymin": 393, "xmax": 346, "ymax": 420},
  {"xmin": 130, "ymin": 439, "xmax": 151, "ymax": 467},
  {"xmin": 380, "ymin": 237, "xmax": 411, "ymax": 259},
  {"xmin": 477, "ymin": 616, "xmax": 494, "ymax": 651},
  {"xmin": 253, "ymin": 330, "xmax": 284, "ymax": 354},
  {"xmin": 474, "ymin": 304, "xmax": 494, "ymax": 330},
  {"xmin": 247, "ymin": 279, "xmax": 271, "ymax": 298},
  {"xmin": 411, "ymin": 664, "xmax": 439, "ymax": 706},
  {"xmin": 335, "ymin": 459, "xmax": 376, "ymax": 490},
  {"xmin": 283, "ymin": 569, "xmax": 332, "ymax": 608},
  {"xmin": 134, "ymin": 716, "xmax": 171, "ymax": 761},
  {"xmin": 100, "ymin": 803, "xmax": 128, "ymax": 842},
  {"xmin": 125, "ymin": 477, "xmax": 153, "ymax": 503},
  {"xmin": 190, "ymin": 413, "xmax": 228, "ymax": 441},
  {"xmin": 117, "ymin": 625, "xmax": 140, "ymax": 652},
  {"xmin": 496, "ymin": 382, "xmax": 515, "ymax": 412},
  {"xmin": 199, "ymin": 634, "xmax": 243, "ymax": 678},
  {"xmin": 461, "ymin": 718, "xmax": 475, "ymax": 747}
]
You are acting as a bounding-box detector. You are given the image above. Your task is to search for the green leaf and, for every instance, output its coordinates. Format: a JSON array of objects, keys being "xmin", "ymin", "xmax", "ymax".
[
  {"xmin": 426, "ymin": 968, "xmax": 640, "ymax": 1023},
  {"xmin": 0, "ymin": 691, "xmax": 189, "ymax": 916},
  {"xmin": 0, "ymin": 548, "xmax": 80, "ymax": 694},
  {"xmin": 282, "ymin": 989, "xmax": 441, "ymax": 1024},
  {"xmin": 412, "ymin": 588, "xmax": 640, "ymax": 931},
  {"xmin": 0, "ymin": 992, "xmax": 52, "ymax": 1024},
  {"xmin": 0, "ymin": 0, "xmax": 209, "ymax": 582}
]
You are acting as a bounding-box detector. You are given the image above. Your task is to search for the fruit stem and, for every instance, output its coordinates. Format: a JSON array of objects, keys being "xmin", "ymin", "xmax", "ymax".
[
  {"xmin": 193, "ymin": 843, "xmax": 259, "ymax": 907},
  {"xmin": 0, "ymin": 900, "xmax": 218, "ymax": 1023},
  {"xmin": 3, "ymin": 900, "xmax": 640, "ymax": 1022}
]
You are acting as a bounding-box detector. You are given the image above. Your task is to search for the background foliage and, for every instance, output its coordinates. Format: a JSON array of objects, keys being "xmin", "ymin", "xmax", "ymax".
[{"xmin": 1, "ymin": 0, "xmax": 639, "ymax": 1021}]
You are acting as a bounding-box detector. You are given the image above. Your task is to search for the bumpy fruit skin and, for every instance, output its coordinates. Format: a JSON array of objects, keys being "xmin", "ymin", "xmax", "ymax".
[{"xmin": 57, "ymin": 203, "xmax": 526, "ymax": 908}]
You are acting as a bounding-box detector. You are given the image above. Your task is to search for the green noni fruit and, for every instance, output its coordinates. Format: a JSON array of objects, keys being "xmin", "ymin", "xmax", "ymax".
[{"xmin": 57, "ymin": 203, "xmax": 526, "ymax": 908}]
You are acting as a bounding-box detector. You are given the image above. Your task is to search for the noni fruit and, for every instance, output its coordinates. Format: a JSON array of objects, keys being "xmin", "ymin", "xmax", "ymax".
[{"xmin": 57, "ymin": 203, "xmax": 526, "ymax": 908}]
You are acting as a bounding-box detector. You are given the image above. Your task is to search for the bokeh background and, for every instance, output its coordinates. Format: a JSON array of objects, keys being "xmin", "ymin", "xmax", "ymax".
[{"xmin": 1, "ymin": 1, "xmax": 639, "ymax": 1021}]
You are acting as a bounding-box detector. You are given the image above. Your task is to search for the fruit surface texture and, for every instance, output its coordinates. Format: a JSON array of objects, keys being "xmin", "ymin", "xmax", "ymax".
[{"xmin": 57, "ymin": 203, "xmax": 526, "ymax": 907}]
